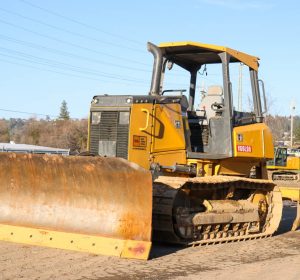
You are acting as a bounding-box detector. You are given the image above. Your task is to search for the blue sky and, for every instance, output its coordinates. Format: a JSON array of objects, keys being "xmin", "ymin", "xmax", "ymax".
[{"xmin": 0, "ymin": 0, "xmax": 299, "ymax": 119}]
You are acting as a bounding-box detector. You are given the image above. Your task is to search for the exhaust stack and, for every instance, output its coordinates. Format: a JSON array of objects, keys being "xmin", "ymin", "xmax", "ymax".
[{"xmin": 147, "ymin": 42, "xmax": 163, "ymax": 96}]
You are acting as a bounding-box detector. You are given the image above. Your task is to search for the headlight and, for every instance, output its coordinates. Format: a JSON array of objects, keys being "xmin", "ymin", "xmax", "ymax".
[
  {"xmin": 119, "ymin": 111, "xmax": 130, "ymax": 125},
  {"xmin": 91, "ymin": 112, "xmax": 101, "ymax": 125}
]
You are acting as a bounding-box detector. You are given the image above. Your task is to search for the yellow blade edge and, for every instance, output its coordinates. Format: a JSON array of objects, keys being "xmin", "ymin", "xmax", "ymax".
[{"xmin": 0, "ymin": 224, "xmax": 152, "ymax": 260}]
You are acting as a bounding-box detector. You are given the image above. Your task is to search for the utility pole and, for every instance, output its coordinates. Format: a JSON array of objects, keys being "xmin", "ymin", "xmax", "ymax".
[
  {"xmin": 290, "ymin": 101, "xmax": 296, "ymax": 147},
  {"xmin": 238, "ymin": 63, "xmax": 243, "ymax": 111}
]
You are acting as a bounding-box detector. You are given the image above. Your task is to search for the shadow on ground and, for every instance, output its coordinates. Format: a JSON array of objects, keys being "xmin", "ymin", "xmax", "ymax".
[
  {"xmin": 150, "ymin": 242, "xmax": 184, "ymax": 259},
  {"xmin": 150, "ymin": 203, "xmax": 298, "ymax": 259},
  {"xmin": 276, "ymin": 202, "xmax": 298, "ymax": 235}
]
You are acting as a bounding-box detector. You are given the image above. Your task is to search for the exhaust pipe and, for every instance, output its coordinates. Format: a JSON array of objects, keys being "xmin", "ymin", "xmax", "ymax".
[{"xmin": 147, "ymin": 42, "xmax": 163, "ymax": 96}]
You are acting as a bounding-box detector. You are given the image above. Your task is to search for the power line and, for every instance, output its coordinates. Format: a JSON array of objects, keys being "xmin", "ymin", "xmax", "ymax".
[
  {"xmin": 0, "ymin": 47, "xmax": 148, "ymax": 83},
  {"xmin": 0, "ymin": 56, "xmax": 110, "ymax": 82},
  {"xmin": 0, "ymin": 58, "xmax": 149, "ymax": 119},
  {"xmin": 18, "ymin": 0, "xmax": 143, "ymax": 46},
  {"xmin": 0, "ymin": 57, "xmax": 148, "ymax": 88},
  {"xmin": 0, "ymin": 108, "xmax": 58, "ymax": 118},
  {"xmin": 0, "ymin": 7, "xmax": 144, "ymax": 53},
  {"xmin": 0, "ymin": 34, "xmax": 150, "ymax": 73},
  {"xmin": 0, "ymin": 19, "xmax": 148, "ymax": 66},
  {"xmin": 0, "ymin": 47, "xmax": 144, "ymax": 82}
]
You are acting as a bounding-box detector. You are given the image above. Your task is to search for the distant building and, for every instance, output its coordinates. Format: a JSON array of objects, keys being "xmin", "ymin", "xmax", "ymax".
[{"xmin": 0, "ymin": 142, "xmax": 70, "ymax": 156}]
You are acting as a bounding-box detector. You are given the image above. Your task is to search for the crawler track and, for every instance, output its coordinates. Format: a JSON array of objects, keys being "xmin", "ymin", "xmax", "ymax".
[
  {"xmin": 268, "ymin": 170, "xmax": 300, "ymax": 185},
  {"xmin": 153, "ymin": 176, "xmax": 282, "ymax": 246}
]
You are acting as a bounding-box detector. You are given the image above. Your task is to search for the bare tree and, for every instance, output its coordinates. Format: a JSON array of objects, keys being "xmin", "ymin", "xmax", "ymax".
[{"xmin": 0, "ymin": 120, "xmax": 10, "ymax": 142}]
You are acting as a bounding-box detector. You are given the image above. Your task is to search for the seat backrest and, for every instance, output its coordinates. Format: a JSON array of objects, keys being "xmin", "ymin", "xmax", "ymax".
[{"xmin": 198, "ymin": 85, "xmax": 223, "ymax": 119}]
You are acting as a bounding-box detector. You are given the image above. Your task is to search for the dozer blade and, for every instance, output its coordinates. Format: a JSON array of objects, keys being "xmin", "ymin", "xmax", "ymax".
[
  {"xmin": 278, "ymin": 184, "xmax": 300, "ymax": 231},
  {"xmin": 0, "ymin": 153, "xmax": 152, "ymax": 260}
]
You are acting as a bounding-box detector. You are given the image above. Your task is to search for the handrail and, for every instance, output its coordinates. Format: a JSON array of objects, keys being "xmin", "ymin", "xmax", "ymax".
[{"xmin": 139, "ymin": 109, "xmax": 150, "ymax": 131}]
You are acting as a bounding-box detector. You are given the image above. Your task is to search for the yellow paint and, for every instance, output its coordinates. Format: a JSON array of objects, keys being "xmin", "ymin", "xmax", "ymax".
[
  {"xmin": 286, "ymin": 157, "xmax": 300, "ymax": 170},
  {"xmin": 152, "ymin": 103, "xmax": 186, "ymax": 153},
  {"xmin": 128, "ymin": 102, "xmax": 187, "ymax": 168},
  {"xmin": 139, "ymin": 108, "xmax": 151, "ymax": 131},
  {"xmin": 87, "ymin": 112, "xmax": 91, "ymax": 151},
  {"xmin": 187, "ymin": 159, "xmax": 219, "ymax": 176},
  {"xmin": 0, "ymin": 224, "xmax": 151, "ymax": 260},
  {"xmin": 150, "ymin": 103, "xmax": 187, "ymax": 166},
  {"xmin": 187, "ymin": 157, "xmax": 264, "ymax": 177},
  {"xmin": 159, "ymin": 41, "xmax": 259, "ymax": 71},
  {"xmin": 214, "ymin": 164, "xmax": 221, "ymax": 175},
  {"xmin": 233, "ymin": 123, "xmax": 274, "ymax": 159},
  {"xmin": 279, "ymin": 187, "xmax": 300, "ymax": 201},
  {"xmin": 269, "ymin": 156, "xmax": 300, "ymax": 170},
  {"xmin": 152, "ymin": 150, "xmax": 186, "ymax": 166},
  {"xmin": 128, "ymin": 103, "xmax": 154, "ymax": 170},
  {"xmin": 219, "ymin": 158, "xmax": 261, "ymax": 176}
]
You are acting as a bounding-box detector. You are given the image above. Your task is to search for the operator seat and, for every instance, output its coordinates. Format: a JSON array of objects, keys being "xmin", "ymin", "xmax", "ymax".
[
  {"xmin": 189, "ymin": 86, "xmax": 224, "ymax": 153},
  {"xmin": 197, "ymin": 85, "xmax": 224, "ymax": 120}
]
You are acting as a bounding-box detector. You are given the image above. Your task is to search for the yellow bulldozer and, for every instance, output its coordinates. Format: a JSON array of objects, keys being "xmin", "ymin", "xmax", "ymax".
[
  {"xmin": 267, "ymin": 146, "xmax": 300, "ymax": 181},
  {"xmin": 267, "ymin": 146, "xmax": 300, "ymax": 230},
  {"xmin": 0, "ymin": 41, "xmax": 284, "ymax": 260}
]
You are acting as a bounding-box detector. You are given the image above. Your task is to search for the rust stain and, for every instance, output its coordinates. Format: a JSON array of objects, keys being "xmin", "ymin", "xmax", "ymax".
[
  {"xmin": 128, "ymin": 243, "xmax": 146, "ymax": 255},
  {"xmin": 8, "ymin": 153, "xmax": 16, "ymax": 159},
  {"xmin": 117, "ymin": 213, "xmax": 151, "ymax": 241},
  {"xmin": 0, "ymin": 152, "xmax": 152, "ymax": 244},
  {"xmin": 42, "ymin": 155, "xmax": 49, "ymax": 162},
  {"xmin": 83, "ymin": 164, "xmax": 95, "ymax": 172}
]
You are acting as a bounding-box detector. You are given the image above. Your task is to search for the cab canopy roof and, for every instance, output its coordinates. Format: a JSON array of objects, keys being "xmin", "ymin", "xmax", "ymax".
[{"xmin": 159, "ymin": 41, "xmax": 259, "ymax": 71}]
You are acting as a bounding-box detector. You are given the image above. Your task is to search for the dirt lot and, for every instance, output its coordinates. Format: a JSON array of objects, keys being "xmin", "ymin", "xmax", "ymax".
[{"xmin": 0, "ymin": 205, "xmax": 299, "ymax": 280}]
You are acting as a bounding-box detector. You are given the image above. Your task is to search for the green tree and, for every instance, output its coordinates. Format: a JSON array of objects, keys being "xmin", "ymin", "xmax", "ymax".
[{"xmin": 59, "ymin": 100, "xmax": 70, "ymax": 120}]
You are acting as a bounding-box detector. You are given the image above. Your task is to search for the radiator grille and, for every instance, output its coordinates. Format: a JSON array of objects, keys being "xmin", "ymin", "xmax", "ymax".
[{"xmin": 90, "ymin": 111, "xmax": 129, "ymax": 159}]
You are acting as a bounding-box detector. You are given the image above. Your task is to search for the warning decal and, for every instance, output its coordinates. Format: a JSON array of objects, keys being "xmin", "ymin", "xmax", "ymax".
[
  {"xmin": 133, "ymin": 135, "xmax": 147, "ymax": 149},
  {"xmin": 237, "ymin": 145, "xmax": 252, "ymax": 153}
]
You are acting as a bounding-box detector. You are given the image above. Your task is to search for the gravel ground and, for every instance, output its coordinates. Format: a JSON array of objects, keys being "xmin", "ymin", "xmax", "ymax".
[{"xmin": 0, "ymin": 205, "xmax": 299, "ymax": 280}]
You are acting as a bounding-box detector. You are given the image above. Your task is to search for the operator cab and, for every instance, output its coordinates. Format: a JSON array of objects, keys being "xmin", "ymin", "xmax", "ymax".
[
  {"xmin": 148, "ymin": 42, "xmax": 267, "ymax": 158},
  {"xmin": 267, "ymin": 147, "xmax": 288, "ymax": 167}
]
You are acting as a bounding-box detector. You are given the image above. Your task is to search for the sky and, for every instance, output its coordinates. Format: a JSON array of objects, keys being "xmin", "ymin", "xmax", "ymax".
[{"xmin": 0, "ymin": 0, "xmax": 299, "ymax": 119}]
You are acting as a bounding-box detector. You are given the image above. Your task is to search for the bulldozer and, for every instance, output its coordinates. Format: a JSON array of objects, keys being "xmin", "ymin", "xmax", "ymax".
[
  {"xmin": 0, "ymin": 41, "xmax": 283, "ymax": 260},
  {"xmin": 267, "ymin": 146, "xmax": 300, "ymax": 230},
  {"xmin": 267, "ymin": 146, "xmax": 300, "ymax": 182}
]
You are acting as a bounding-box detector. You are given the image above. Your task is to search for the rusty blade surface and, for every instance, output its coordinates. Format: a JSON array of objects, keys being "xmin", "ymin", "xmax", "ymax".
[{"xmin": 0, "ymin": 153, "xmax": 152, "ymax": 242}]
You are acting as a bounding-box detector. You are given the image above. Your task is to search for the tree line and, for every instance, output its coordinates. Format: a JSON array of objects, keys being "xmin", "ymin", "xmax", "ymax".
[
  {"xmin": 0, "ymin": 118, "xmax": 88, "ymax": 153},
  {"xmin": 0, "ymin": 99, "xmax": 300, "ymax": 152},
  {"xmin": 1, "ymin": 115, "xmax": 300, "ymax": 150},
  {"xmin": 0, "ymin": 101, "xmax": 87, "ymax": 153},
  {"xmin": 265, "ymin": 115, "xmax": 300, "ymax": 145}
]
